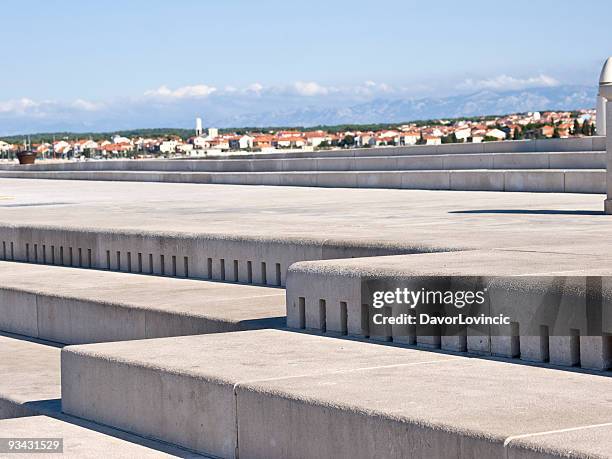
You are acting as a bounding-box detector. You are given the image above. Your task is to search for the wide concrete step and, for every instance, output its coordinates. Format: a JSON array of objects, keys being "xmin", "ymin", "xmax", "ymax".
[
  {"xmin": 0, "ymin": 137, "xmax": 605, "ymax": 172},
  {"xmin": 286, "ymin": 249, "xmax": 612, "ymax": 371},
  {"xmin": 0, "ymin": 261, "xmax": 285, "ymax": 344},
  {"xmin": 0, "ymin": 416, "xmax": 208, "ymax": 458},
  {"xmin": 61, "ymin": 329, "xmax": 612, "ymax": 459},
  {"xmin": 0, "ymin": 225, "xmax": 421, "ymax": 289},
  {"xmin": 0, "ymin": 151, "xmax": 605, "ymax": 173},
  {"xmin": 0, "ymin": 334, "xmax": 207, "ymax": 457},
  {"xmin": 0, "ymin": 168, "xmax": 605, "ymax": 193}
]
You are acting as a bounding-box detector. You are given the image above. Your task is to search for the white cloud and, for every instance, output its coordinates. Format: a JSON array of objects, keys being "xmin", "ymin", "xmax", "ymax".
[
  {"xmin": 352, "ymin": 81, "xmax": 394, "ymax": 95},
  {"xmin": 0, "ymin": 98, "xmax": 39, "ymax": 113},
  {"xmin": 245, "ymin": 82, "xmax": 264, "ymax": 94},
  {"xmin": 144, "ymin": 84, "xmax": 217, "ymax": 99},
  {"xmin": 457, "ymin": 74, "xmax": 560, "ymax": 91},
  {"xmin": 293, "ymin": 81, "xmax": 329, "ymax": 96},
  {"xmin": 72, "ymin": 99, "xmax": 102, "ymax": 111}
]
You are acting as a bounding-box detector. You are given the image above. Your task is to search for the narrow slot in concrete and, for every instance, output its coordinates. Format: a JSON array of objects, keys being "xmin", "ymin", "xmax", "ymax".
[
  {"xmin": 319, "ymin": 299, "xmax": 327, "ymax": 332},
  {"xmin": 340, "ymin": 302, "xmax": 348, "ymax": 335},
  {"xmin": 298, "ymin": 297, "xmax": 306, "ymax": 329},
  {"xmin": 275, "ymin": 263, "xmax": 281, "ymax": 286}
]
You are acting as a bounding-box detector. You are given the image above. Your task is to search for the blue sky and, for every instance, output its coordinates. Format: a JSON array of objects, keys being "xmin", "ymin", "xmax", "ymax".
[{"xmin": 1, "ymin": 0, "xmax": 611, "ymax": 133}]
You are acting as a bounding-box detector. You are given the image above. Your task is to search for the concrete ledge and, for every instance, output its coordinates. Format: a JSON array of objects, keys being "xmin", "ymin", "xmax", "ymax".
[
  {"xmin": 0, "ymin": 137, "xmax": 604, "ymax": 173},
  {"xmin": 0, "ymin": 224, "xmax": 422, "ymax": 288},
  {"xmin": 0, "ymin": 151, "xmax": 604, "ymax": 175},
  {"xmin": 450, "ymin": 170, "xmax": 505, "ymax": 191},
  {"xmin": 61, "ymin": 330, "xmax": 458, "ymax": 458},
  {"xmin": 61, "ymin": 330, "xmax": 612, "ymax": 459},
  {"xmin": 564, "ymin": 170, "xmax": 607, "ymax": 194},
  {"xmin": 286, "ymin": 250, "xmax": 612, "ymax": 371},
  {"xmin": 237, "ymin": 358, "xmax": 612, "ymax": 459},
  {"xmin": 0, "ymin": 168, "xmax": 604, "ymax": 194},
  {"xmin": 503, "ymin": 170, "xmax": 565, "ymax": 193},
  {"xmin": 0, "ymin": 261, "xmax": 285, "ymax": 344}
]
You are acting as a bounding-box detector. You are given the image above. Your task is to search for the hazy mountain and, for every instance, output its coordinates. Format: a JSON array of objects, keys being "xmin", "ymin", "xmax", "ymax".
[
  {"xmin": 0, "ymin": 85, "xmax": 597, "ymax": 136},
  {"xmin": 217, "ymin": 85, "xmax": 596, "ymax": 127}
]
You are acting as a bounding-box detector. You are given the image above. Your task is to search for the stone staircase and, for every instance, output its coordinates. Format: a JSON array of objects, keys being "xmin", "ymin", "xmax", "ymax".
[
  {"xmin": 0, "ymin": 137, "xmax": 607, "ymax": 193},
  {"xmin": 0, "ymin": 167, "xmax": 611, "ymax": 458}
]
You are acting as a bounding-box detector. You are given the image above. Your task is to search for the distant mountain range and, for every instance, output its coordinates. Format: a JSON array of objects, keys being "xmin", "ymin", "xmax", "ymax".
[
  {"xmin": 218, "ymin": 85, "xmax": 597, "ymax": 127},
  {"xmin": 0, "ymin": 84, "xmax": 598, "ymax": 136}
]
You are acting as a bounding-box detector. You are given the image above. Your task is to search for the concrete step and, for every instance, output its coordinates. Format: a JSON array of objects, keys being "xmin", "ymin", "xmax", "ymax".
[
  {"xmin": 0, "ymin": 169, "xmax": 605, "ymax": 193},
  {"xmin": 0, "ymin": 333, "xmax": 61, "ymax": 420},
  {"xmin": 286, "ymin": 249, "xmax": 612, "ymax": 371},
  {"xmin": 0, "ymin": 416, "xmax": 208, "ymax": 458},
  {"xmin": 0, "ymin": 261, "xmax": 285, "ymax": 344},
  {"xmin": 0, "ymin": 334, "xmax": 207, "ymax": 457},
  {"xmin": 61, "ymin": 329, "xmax": 612, "ymax": 459},
  {"xmin": 0, "ymin": 137, "xmax": 605, "ymax": 171},
  {"xmin": 0, "ymin": 151, "xmax": 605, "ymax": 173}
]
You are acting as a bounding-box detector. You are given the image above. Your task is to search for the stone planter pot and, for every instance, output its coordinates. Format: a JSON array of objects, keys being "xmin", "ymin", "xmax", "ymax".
[{"xmin": 16, "ymin": 151, "xmax": 37, "ymax": 165}]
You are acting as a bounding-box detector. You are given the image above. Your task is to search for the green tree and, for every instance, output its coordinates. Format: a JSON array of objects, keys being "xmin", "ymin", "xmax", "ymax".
[
  {"xmin": 582, "ymin": 120, "xmax": 591, "ymax": 136},
  {"xmin": 573, "ymin": 119, "xmax": 581, "ymax": 135}
]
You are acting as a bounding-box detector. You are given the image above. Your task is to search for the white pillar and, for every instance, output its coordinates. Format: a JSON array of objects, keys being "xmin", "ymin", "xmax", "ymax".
[
  {"xmin": 600, "ymin": 58, "xmax": 612, "ymax": 214},
  {"xmin": 597, "ymin": 95, "xmax": 607, "ymax": 136}
]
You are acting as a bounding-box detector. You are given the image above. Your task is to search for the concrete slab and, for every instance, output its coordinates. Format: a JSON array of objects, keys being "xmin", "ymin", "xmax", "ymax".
[
  {"xmin": 0, "ymin": 261, "xmax": 285, "ymax": 344},
  {"xmin": 236, "ymin": 358, "xmax": 612, "ymax": 459},
  {"xmin": 0, "ymin": 334, "xmax": 61, "ymax": 419},
  {"xmin": 0, "ymin": 416, "xmax": 207, "ymax": 458},
  {"xmin": 61, "ymin": 330, "xmax": 459, "ymax": 458},
  {"xmin": 61, "ymin": 330, "xmax": 612, "ymax": 459},
  {"xmin": 505, "ymin": 423, "xmax": 612, "ymax": 459},
  {"xmin": 0, "ymin": 181, "xmax": 611, "ymax": 286}
]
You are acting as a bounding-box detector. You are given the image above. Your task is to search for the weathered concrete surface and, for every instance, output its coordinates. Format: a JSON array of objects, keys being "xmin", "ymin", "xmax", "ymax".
[
  {"xmin": 0, "ymin": 179, "xmax": 610, "ymax": 255},
  {"xmin": 0, "ymin": 261, "xmax": 285, "ymax": 344},
  {"xmin": 61, "ymin": 330, "xmax": 459, "ymax": 458},
  {"xmin": 0, "ymin": 416, "xmax": 207, "ymax": 458},
  {"xmin": 505, "ymin": 423, "xmax": 612, "ymax": 459},
  {"xmin": 0, "ymin": 334, "xmax": 61, "ymax": 419},
  {"xmin": 61, "ymin": 330, "xmax": 612, "ymax": 459},
  {"xmin": 236, "ymin": 358, "xmax": 612, "ymax": 459}
]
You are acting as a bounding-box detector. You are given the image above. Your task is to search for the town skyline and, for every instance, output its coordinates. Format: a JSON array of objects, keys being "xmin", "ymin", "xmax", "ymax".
[{"xmin": 0, "ymin": 108, "xmax": 597, "ymax": 159}]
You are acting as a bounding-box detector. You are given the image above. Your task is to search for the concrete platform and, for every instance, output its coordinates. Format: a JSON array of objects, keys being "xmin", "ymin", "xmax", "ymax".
[
  {"xmin": 0, "ymin": 261, "xmax": 285, "ymax": 344},
  {"xmin": 0, "ymin": 416, "xmax": 207, "ymax": 458},
  {"xmin": 286, "ymin": 250, "xmax": 612, "ymax": 370},
  {"xmin": 61, "ymin": 329, "xmax": 612, "ymax": 459},
  {"xmin": 236, "ymin": 356, "xmax": 612, "ymax": 459}
]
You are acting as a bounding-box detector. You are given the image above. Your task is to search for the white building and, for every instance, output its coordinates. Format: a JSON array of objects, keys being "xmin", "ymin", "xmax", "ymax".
[
  {"xmin": 454, "ymin": 127, "xmax": 471, "ymax": 143},
  {"xmin": 485, "ymin": 128, "xmax": 507, "ymax": 141},
  {"xmin": 0, "ymin": 141, "xmax": 12, "ymax": 153},
  {"xmin": 159, "ymin": 139, "xmax": 180, "ymax": 153}
]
